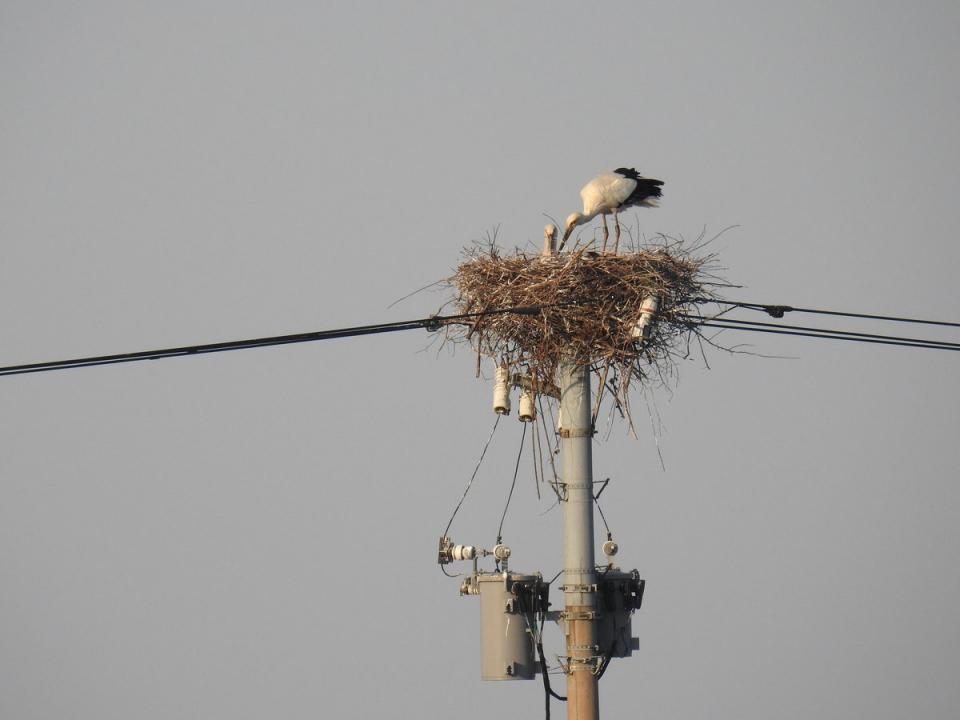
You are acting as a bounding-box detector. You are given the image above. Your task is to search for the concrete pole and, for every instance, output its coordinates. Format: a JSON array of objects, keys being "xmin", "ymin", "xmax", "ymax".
[{"xmin": 559, "ymin": 359, "xmax": 599, "ymax": 720}]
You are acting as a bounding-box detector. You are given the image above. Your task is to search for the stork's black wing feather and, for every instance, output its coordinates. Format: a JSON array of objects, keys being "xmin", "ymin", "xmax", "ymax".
[
  {"xmin": 624, "ymin": 177, "xmax": 664, "ymax": 205},
  {"xmin": 613, "ymin": 167, "xmax": 664, "ymax": 206}
]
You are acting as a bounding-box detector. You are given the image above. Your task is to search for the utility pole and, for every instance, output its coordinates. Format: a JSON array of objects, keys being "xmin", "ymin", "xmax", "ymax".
[
  {"xmin": 439, "ymin": 226, "xmax": 647, "ymax": 718},
  {"xmin": 559, "ymin": 359, "xmax": 599, "ymax": 720}
]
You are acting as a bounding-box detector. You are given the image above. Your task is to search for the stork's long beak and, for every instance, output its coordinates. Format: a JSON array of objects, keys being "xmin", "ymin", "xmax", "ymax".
[{"xmin": 558, "ymin": 226, "xmax": 573, "ymax": 252}]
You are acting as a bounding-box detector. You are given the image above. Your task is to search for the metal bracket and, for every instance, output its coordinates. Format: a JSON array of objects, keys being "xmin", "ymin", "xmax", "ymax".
[
  {"xmin": 559, "ymin": 583, "xmax": 597, "ymax": 593},
  {"xmin": 558, "ymin": 426, "xmax": 595, "ymax": 438},
  {"xmin": 561, "ymin": 656, "xmax": 604, "ymax": 672},
  {"xmin": 559, "ymin": 609, "xmax": 600, "ymax": 621},
  {"xmin": 510, "ymin": 372, "xmax": 560, "ymax": 400},
  {"xmin": 437, "ymin": 535, "xmax": 453, "ymax": 565}
]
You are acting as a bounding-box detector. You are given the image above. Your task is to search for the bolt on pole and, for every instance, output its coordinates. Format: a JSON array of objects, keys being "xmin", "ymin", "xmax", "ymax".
[{"xmin": 559, "ymin": 359, "xmax": 599, "ymax": 720}]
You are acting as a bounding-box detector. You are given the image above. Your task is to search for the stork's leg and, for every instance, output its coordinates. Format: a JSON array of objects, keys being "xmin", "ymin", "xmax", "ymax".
[
  {"xmin": 613, "ymin": 209, "xmax": 621, "ymax": 254},
  {"xmin": 601, "ymin": 214, "xmax": 610, "ymax": 252}
]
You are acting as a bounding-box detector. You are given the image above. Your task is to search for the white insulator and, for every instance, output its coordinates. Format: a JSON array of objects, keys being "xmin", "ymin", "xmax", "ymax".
[
  {"xmin": 493, "ymin": 366, "xmax": 511, "ymax": 415},
  {"xmin": 493, "ymin": 544, "xmax": 511, "ymax": 561},
  {"xmin": 631, "ymin": 295, "xmax": 661, "ymax": 340},
  {"xmin": 452, "ymin": 544, "xmax": 477, "ymax": 561},
  {"xmin": 602, "ymin": 539, "xmax": 619, "ymax": 557},
  {"xmin": 518, "ymin": 389, "xmax": 536, "ymax": 422}
]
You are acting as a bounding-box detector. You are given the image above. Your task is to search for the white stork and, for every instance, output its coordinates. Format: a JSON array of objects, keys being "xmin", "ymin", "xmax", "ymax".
[{"xmin": 559, "ymin": 168, "xmax": 663, "ymax": 253}]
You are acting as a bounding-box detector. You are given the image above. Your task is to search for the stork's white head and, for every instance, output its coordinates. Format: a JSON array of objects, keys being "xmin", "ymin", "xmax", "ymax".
[
  {"xmin": 558, "ymin": 212, "xmax": 584, "ymax": 251},
  {"xmin": 565, "ymin": 212, "xmax": 584, "ymax": 232}
]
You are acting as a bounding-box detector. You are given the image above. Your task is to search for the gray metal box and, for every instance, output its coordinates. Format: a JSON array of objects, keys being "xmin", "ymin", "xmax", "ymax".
[
  {"xmin": 477, "ymin": 572, "xmax": 538, "ymax": 680},
  {"xmin": 596, "ymin": 569, "xmax": 644, "ymax": 658}
]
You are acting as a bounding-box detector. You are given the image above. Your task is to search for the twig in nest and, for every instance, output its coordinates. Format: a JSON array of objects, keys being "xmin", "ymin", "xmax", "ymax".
[{"xmin": 441, "ymin": 242, "xmax": 719, "ymax": 429}]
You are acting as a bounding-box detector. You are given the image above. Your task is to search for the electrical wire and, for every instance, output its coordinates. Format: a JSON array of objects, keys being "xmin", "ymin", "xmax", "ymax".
[
  {"xmin": 695, "ymin": 320, "xmax": 960, "ymax": 352},
  {"xmin": 7, "ymin": 298, "xmax": 955, "ymax": 379},
  {"xmin": 537, "ymin": 395, "xmax": 565, "ymax": 502},
  {"xmin": 530, "ymin": 411, "xmax": 543, "ymax": 501},
  {"xmin": 694, "ymin": 298, "xmax": 960, "ymax": 328},
  {"xmin": 0, "ymin": 306, "xmax": 545, "ymax": 378},
  {"xmin": 593, "ymin": 478, "xmax": 612, "ymax": 537},
  {"xmin": 677, "ymin": 315, "xmax": 960, "ymax": 350},
  {"xmin": 496, "ymin": 421, "xmax": 528, "ymax": 545},
  {"xmin": 678, "ymin": 315, "xmax": 960, "ymax": 347},
  {"xmin": 537, "ymin": 625, "xmax": 567, "ymax": 713},
  {"xmin": 513, "ymin": 584, "xmax": 565, "ymax": 718},
  {"xmin": 684, "ymin": 314, "xmax": 960, "ymax": 350},
  {"xmin": 442, "ymin": 414, "xmax": 501, "ymax": 540},
  {"xmin": 594, "ymin": 628, "xmax": 622, "ymax": 682}
]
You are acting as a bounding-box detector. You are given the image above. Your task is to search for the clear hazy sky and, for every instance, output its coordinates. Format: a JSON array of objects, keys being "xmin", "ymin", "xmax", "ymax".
[{"xmin": 2, "ymin": 2, "xmax": 959, "ymax": 718}]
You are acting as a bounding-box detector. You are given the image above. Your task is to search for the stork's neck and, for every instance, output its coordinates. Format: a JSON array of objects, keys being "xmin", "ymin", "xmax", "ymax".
[{"xmin": 578, "ymin": 209, "xmax": 601, "ymax": 225}]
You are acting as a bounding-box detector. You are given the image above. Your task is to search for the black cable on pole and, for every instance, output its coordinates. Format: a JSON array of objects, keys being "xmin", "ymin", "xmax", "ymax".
[
  {"xmin": 5, "ymin": 299, "xmax": 956, "ymax": 379},
  {"xmin": 694, "ymin": 298, "xmax": 960, "ymax": 328},
  {"xmin": 538, "ymin": 613, "xmax": 567, "ymax": 709},
  {"xmin": 0, "ymin": 306, "xmax": 544, "ymax": 378},
  {"xmin": 682, "ymin": 315, "xmax": 960, "ymax": 350},
  {"xmin": 594, "ymin": 632, "xmax": 620, "ymax": 682},
  {"xmin": 697, "ymin": 321, "xmax": 960, "ymax": 352},
  {"xmin": 537, "ymin": 395, "xmax": 565, "ymax": 503},
  {"xmin": 594, "ymin": 478, "xmax": 612, "ymax": 537},
  {"xmin": 497, "ymin": 421, "xmax": 528, "ymax": 546},
  {"xmin": 530, "ymin": 411, "xmax": 542, "ymax": 501},
  {"xmin": 442, "ymin": 414, "xmax": 501, "ymax": 541}
]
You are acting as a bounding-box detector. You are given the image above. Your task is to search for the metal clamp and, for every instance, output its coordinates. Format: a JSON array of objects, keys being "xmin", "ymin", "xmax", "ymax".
[
  {"xmin": 559, "ymin": 426, "xmax": 595, "ymax": 438},
  {"xmin": 559, "ymin": 609, "xmax": 600, "ymax": 621},
  {"xmin": 559, "ymin": 583, "xmax": 597, "ymax": 593},
  {"xmin": 562, "ymin": 656, "xmax": 604, "ymax": 672}
]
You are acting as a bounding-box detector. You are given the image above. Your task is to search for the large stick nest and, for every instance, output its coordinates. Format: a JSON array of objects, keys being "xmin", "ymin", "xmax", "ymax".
[{"xmin": 440, "ymin": 237, "xmax": 718, "ymax": 424}]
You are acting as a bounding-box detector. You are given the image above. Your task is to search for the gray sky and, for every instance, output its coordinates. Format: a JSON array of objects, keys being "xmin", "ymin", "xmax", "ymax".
[{"xmin": 2, "ymin": 2, "xmax": 959, "ymax": 718}]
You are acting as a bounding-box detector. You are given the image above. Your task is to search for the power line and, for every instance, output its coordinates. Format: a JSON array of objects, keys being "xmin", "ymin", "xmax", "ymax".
[
  {"xmin": 684, "ymin": 314, "xmax": 960, "ymax": 349},
  {"xmin": 3, "ymin": 299, "xmax": 956, "ymax": 379},
  {"xmin": 0, "ymin": 306, "xmax": 544, "ymax": 378},
  {"xmin": 696, "ymin": 320, "xmax": 960, "ymax": 352},
  {"xmin": 694, "ymin": 298, "xmax": 960, "ymax": 328}
]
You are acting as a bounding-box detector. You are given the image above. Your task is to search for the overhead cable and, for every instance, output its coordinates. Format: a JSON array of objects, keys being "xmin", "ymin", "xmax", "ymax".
[
  {"xmin": 694, "ymin": 298, "xmax": 960, "ymax": 328},
  {"xmin": 695, "ymin": 320, "xmax": 960, "ymax": 352},
  {"xmin": 683, "ymin": 314, "xmax": 960, "ymax": 348},
  {"xmin": 0, "ymin": 306, "xmax": 543, "ymax": 378},
  {"xmin": 3, "ymin": 299, "xmax": 957, "ymax": 379}
]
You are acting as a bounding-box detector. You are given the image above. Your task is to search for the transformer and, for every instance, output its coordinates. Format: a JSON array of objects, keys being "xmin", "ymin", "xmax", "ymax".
[
  {"xmin": 464, "ymin": 572, "xmax": 547, "ymax": 680},
  {"xmin": 595, "ymin": 569, "xmax": 645, "ymax": 658}
]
